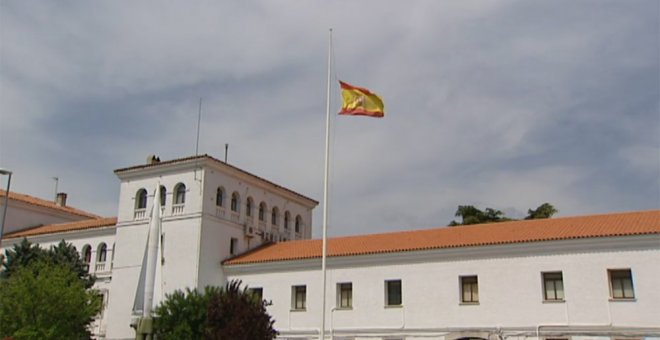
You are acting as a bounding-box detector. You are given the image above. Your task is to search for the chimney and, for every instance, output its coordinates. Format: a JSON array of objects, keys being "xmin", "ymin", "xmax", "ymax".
[
  {"xmin": 55, "ymin": 192, "xmax": 67, "ymax": 207},
  {"xmin": 146, "ymin": 155, "xmax": 161, "ymax": 165}
]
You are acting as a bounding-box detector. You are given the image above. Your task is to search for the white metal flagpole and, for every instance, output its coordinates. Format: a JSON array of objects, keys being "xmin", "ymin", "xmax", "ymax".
[{"xmin": 320, "ymin": 28, "xmax": 333, "ymax": 340}]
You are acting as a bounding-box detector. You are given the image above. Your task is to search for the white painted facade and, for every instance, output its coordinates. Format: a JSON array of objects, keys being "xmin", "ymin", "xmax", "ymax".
[
  {"xmin": 225, "ymin": 236, "xmax": 660, "ymax": 340},
  {"xmin": 1, "ymin": 155, "xmax": 658, "ymax": 340}
]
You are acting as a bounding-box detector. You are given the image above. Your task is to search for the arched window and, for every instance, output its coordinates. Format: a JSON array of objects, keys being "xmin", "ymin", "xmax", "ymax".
[
  {"xmin": 216, "ymin": 187, "xmax": 225, "ymax": 207},
  {"xmin": 258, "ymin": 202, "xmax": 267, "ymax": 221},
  {"xmin": 97, "ymin": 243, "xmax": 107, "ymax": 263},
  {"xmin": 295, "ymin": 215, "xmax": 302, "ymax": 233},
  {"xmin": 284, "ymin": 211, "xmax": 291, "ymax": 229},
  {"xmin": 231, "ymin": 192, "xmax": 240, "ymax": 212},
  {"xmin": 135, "ymin": 189, "xmax": 147, "ymax": 209},
  {"xmin": 111, "ymin": 243, "xmax": 116, "ymax": 267},
  {"xmin": 271, "ymin": 207, "xmax": 279, "ymax": 225},
  {"xmin": 160, "ymin": 185, "xmax": 167, "ymax": 206},
  {"xmin": 246, "ymin": 197, "xmax": 253, "ymax": 217},
  {"xmin": 82, "ymin": 245, "xmax": 92, "ymax": 264},
  {"xmin": 174, "ymin": 183, "xmax": 186, "ymax": 205}
]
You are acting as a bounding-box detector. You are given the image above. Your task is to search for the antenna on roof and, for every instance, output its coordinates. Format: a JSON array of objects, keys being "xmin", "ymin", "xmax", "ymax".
[
  {"xmin": 52, "ymin": 177, "xmax": 59, "ymax": 202},
  {"xmin": 195, "ymin": 97, "xmax": 203, "ymax": 156},
  {"xmin": 225, "ymin": 143, "xmax": 229, "ymax": 163}
]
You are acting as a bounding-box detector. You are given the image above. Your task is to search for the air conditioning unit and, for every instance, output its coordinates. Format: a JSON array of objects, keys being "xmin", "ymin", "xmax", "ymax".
[{"xmin": 243, "ymin": 224, "xmax": 255, "ymax": 238}]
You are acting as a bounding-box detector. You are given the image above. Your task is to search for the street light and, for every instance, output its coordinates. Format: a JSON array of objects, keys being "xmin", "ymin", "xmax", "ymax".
[{"xmin": 0, "ymin": 168, "xmax": 12, "ymax": 249}]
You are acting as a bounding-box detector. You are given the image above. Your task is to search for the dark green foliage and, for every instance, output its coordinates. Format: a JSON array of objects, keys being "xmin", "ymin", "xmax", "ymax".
[
  {"xmin": 0, "ymin": 261, "xmax": 101, "ymax": 340},
  {"xmin": 153, "ymin": 280, "xmax": 277, "ymax": 340},
  {"xmin": 525, "ymin": 203, "xmax": 559, "ymax": 219},
  {"xmin": 1, "ymin": 239, "xmax": 95, "ymax": 288},
  {"xmin": 154, "ymin": 286, "xmax": 221, "ymax": 340},
  {"xmin": 449, "ymin": 203, "xmax": 557, "ymax": 226},
  {"xmin": 449, "ymin": 205, "xmax": 512, "ymax": 226},
  {"xmin": 1, "ymin": 238, "xmax": 45, "ymax": 279},
  {"xmin": 205, "ymin": 280, "xmax": 277, "ymax": 340}
]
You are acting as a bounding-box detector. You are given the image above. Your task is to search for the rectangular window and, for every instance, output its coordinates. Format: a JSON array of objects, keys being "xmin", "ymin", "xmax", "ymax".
[
  {"xmin": 337, "ymin": 282, "xmax": 352, "ymax": 309},
  {"xmin": 385, "ymin": 280, "xmax": 402, "ymax": 306},
  {"xmin": 461, "ymin": 276, "xmax": 479, "ymax": 303},
  {"xmin": 248, "ymin": 287, "xmax": 263, "ymax": 301},
  {"xmin": 292, "ymin": 285, "xmax": 306, "ymax": 310},
  {"xmin": 609, "ymin": 269, "xmax": 635, "ymax": 299},
  {"xmin": 229, "ymin": 238, "xmax": 238, "ymax": 256},
  {"xmin": 543, "ymin": 272, "xmax": 564, "ymax": 301}
]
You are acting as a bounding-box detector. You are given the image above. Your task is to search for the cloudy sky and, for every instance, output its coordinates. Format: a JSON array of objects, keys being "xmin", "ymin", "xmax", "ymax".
[{"xmin": 1, "ymin": 1, "xmax": 658, "ymax": 237}]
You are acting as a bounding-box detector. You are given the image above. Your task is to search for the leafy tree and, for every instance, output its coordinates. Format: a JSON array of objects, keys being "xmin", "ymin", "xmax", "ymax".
[
  {"xmin": 154, "ymin": 286, "xmax": 221, "ymax": 340},
  {"xmin": 1, "ymin": 238, "xmax": 46, "ymax": 279},
  {"xmin": 1, "ymin": 239, "xmax": 95, "ymax": 288},
  {"xmin": 449, "ymin": 203, "xmax": 557, "ymax": 226},
  {"xmin": 525, "ymin": 203, "xmax": 558, "ymax": 220},
  {"xmin": 153, "ymin": 280, "xmax": 276, "ymax": 340},
  {"xmin": 449, "ymin": 205, "xmax": 512, "ymax": 226},
  {"xmin": 206, "ymin": 280, "xmax": 277, "ymax": 340},
  {"xmin": 0, "ymin": 261, "xmax": 101, "ymax": 340}
]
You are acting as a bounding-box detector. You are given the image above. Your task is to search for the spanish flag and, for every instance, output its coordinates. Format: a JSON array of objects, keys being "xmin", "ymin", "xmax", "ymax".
[{"xmin": 339, "ymin": 81, "xmax": 385, "ymax": 118}]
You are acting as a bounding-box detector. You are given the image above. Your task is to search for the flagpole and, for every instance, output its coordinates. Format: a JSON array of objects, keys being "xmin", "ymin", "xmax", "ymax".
[{"xmin": 320, "ymin": 28, "xmax": 332, "ymax": 340}]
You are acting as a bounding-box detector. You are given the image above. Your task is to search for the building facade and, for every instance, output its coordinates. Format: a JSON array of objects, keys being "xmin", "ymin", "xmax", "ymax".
[{"xmin": 1, "ymin": 154, "xmax": 659, "ymax": 340}]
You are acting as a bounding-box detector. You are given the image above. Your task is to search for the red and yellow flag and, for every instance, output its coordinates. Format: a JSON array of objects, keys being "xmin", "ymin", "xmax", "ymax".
[{"xmin": 338, "ymin": 81, "xmax": 385, "ymax": 118}]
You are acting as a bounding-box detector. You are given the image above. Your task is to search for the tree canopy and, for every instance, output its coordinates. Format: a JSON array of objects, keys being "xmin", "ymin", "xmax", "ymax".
[
  {"xmin": 449, "ymin": 203, "xmax": 558, "ymax": 226},
  {"xmin": 1, "ymin": 239, "xmax": 95, "ymax": 288},
  {"xmin": 0, "ymin": 261, "xmax": 101, "ymax": 340},
  {"xmin": 153, "ymin": 280, "xmax": 277, "ymax": 340}
]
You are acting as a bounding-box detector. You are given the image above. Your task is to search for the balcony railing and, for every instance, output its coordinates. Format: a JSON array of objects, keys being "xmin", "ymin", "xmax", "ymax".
[
  {"xmin": 134, "ymin": 208, "xmax": 146, "ymax": 220},
  {"xmin": 95, "ymin": 262, "xmax": 106, "ymax": 272},
  {"xmin": 172, "ymin": 204, "xmax": 184, "ymax": 215},
  {"xmin": 215, "ymin": 207, "xmax": 225, "ymax": 218}
]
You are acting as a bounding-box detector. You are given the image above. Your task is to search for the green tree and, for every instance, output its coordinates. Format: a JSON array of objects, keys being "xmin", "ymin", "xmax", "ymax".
[
  {"xmin": 449, "ymin": 205, "xmax": 511, "ymax": 226},
  {"xmin": 525, "ymin": 203, "xmax": 558, "ymax": 220},
  {"xmin": 1, "ymin": 239, "xmax": 95, "ymax": 288},
  {"xmin": 1, "ymin": 238, "xmax": 46, "ymax": 279},
  {"xmin": 206, "ymin": 280, "xmax": 277, "ymax": 340},
  {"xmin": 0, "ymin": 261, "xmax": 101, "ymax": 340},
  {"xmin": 153, "ymin": 280, "xmax": 276, "ymax": 340},
  {"xmin": 153, "ymin": 286, "xmax": 221, "ymax": 340}
]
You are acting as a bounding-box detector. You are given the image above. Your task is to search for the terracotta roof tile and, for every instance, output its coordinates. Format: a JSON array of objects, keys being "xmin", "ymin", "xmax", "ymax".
[
  {"xmin": 224, "ymin": 210, "xmax": 660, "ymax": 265},
  {"xmin": 0, "ymin": 191, "xmax": 100, "ymax": 219},
  {"xmin": 2, "ymin": 217, "xmax": 117, "ymax": 239}
]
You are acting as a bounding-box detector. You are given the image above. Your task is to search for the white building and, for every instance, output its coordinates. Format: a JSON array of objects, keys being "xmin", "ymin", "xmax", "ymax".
[{"xmin": 1, "ymin": 154, "xmax": 659, "ymax": 340}]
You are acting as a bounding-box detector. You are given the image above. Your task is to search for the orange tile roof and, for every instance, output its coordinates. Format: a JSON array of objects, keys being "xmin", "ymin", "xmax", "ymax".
[
  {"xmin": 2, "ymin": 217, "xmax": 117, "ymax": 239},
  {"xmin": 0, "ymin": 191, "xmax": 100, "ymax": 219},
  {"xmin": 224, "ymin": 210, "xmax": 660, "ymax": 265}
]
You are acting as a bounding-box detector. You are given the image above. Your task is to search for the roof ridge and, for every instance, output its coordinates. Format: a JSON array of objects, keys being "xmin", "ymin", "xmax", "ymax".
[{"xmin": 0, "ymin": 190, "xmax": 101, "ymax": 219}]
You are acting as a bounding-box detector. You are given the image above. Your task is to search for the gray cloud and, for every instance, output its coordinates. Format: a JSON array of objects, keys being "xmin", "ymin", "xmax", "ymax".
[{"xmin": 1, "ymin": 0, "xmax": 657, "ymax": 237}]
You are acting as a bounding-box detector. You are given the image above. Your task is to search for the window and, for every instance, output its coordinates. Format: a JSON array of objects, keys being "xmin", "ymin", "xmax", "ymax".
[
  {"xmin": 216, "ymin": 187, "xmax": 225, "ymax": 207},
  {"xmin": 461, "ymin": 276, "xmax": 479, "ymax": 303},
  {"xmin": 258, "ymin": 202, "xmax": 266, "ymax": 221},
  {"xmin": 97, "ymin": 243, "xmax": 107, "ymax": 263},
  {"xmin": 295, "ymin": 215, "xmax": 302, "ymax": 233},
  {"xmin": 230, "ymin": 237, "xmax": 238, "ymax": 256},
  {"xmin": 82, "ymin": 245, "xmax": 92, "ymax": 264},
  {"xmin": 231, "ymin": 192, "xmax": 240, "ymax": 212},
  {"xmin": 159, "ymin": 185, "xmax": 166, "ymax": 206},
  {"xmin": 609, "ymin": 269, "xmax": 635, "ymax": 299},
  {"xmin": 284, "ymin": 211, "xmax": 290, "ymax": 229},
  {"xmin": 292, "ymin": 285, "xmax": 306, "ymax": 310},
  {"xmin": 271, "ymin": 207, "xmax": 279, "ymax": 225},
  {"xmin": 248, "ymin": 287, "xmax": 263, "ymax": 301},
  {"xmin": 337, "ymin": 283, "xmax": 353, "ymax": 309},
  {"xmin": 543, "ymin": 272, "xmax": 564, "ymax": 301},
  {"xmin": 385, "ymin": 280, "xmax": 402, "ymax": 306},
  {"xmin": 246, "ymin": 197, "xmax": 253, "ymax": 216},
  {"xmin": 135, "ymin": 189, "xmax": 148, "ymax": 209},
  {"xmin": 111, "ymin": 243, "xmax": 116, "ymax": 268},
  {"xmin": 174, "ymin": 183, "xmax": 186, "ymax": 204}
]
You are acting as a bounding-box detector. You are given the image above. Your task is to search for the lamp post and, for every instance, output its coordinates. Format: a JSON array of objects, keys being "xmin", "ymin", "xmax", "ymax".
[{"xmin": 0, "ymin": 168, "xmax": 13, "ymax": 249}]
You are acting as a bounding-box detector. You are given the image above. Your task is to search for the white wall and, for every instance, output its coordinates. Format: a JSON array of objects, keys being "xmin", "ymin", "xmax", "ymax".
[{"xmin": 226, "ymin": 236, "xmax": 660, "ymax": 339}]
